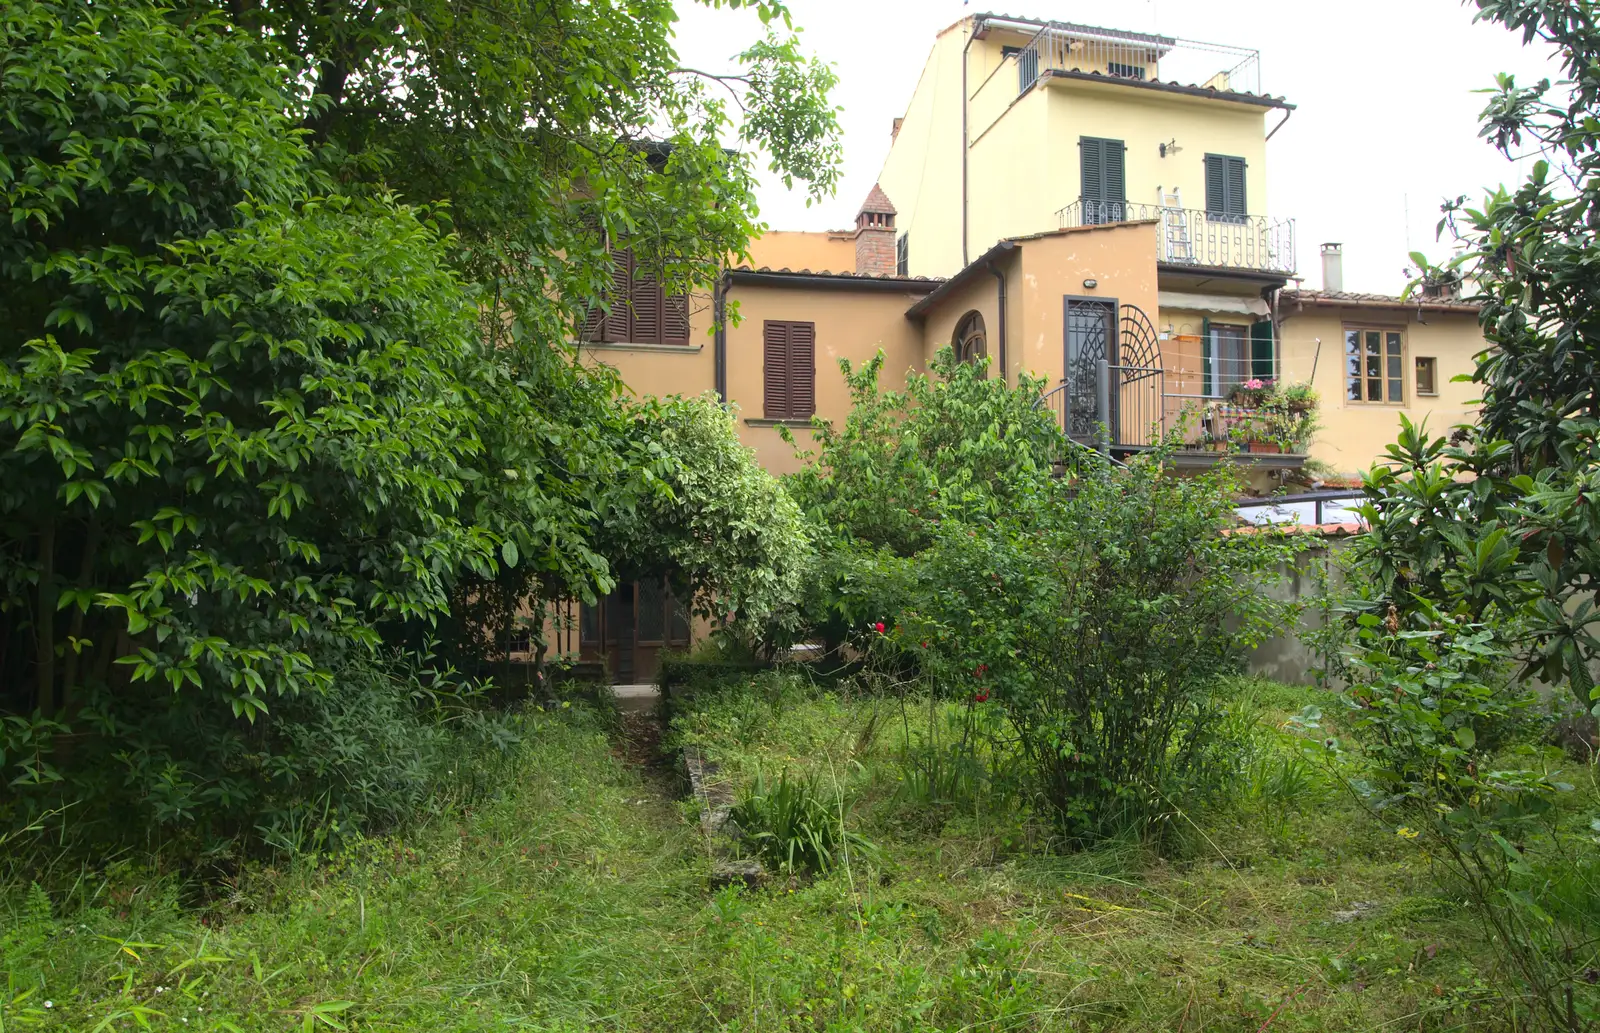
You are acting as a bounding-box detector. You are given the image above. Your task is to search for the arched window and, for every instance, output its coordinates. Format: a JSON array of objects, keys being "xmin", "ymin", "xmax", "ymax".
[{"xmin": 953, "ymin": 310, "xmax": 987, "ymax": 372}]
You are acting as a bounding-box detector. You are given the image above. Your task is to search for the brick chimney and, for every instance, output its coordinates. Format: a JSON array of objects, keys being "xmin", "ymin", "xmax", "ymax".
[{"xmin": 855, "ymin": 183, "xmax": 898, "ymax": 277}]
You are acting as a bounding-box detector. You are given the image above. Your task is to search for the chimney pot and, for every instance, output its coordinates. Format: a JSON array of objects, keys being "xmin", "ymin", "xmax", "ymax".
[
  {"xmin": 1320, "ymin": 242, "xmax": 1344, "ymax": 294},
  {"xmin": 855, "ymin": 184, "xmax": 899, "ymax": 276}
]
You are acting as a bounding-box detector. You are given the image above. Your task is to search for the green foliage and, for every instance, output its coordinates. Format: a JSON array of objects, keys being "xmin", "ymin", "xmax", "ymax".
[
  {"xmin": 1380, "ymin": 2, "xmax": 1600, "ymax": 713},
  {"xmin": 788, "ymin": 349, "xmax": 1066, "ymax": 558},
  {"xmin": 730, "ymin": 766, "xmax": 873, "ymax": 874},
  {"xmin": 885, "ymin": 446, "xmax": 1302, "ymax": 842},
  {"xmin": 0, "ymin": 0, "xmax": 837, "ymax": 857},
  {"xmin": 1310, "ymin": 607, "xmax": 1599, "ymax": 1031},
  {"xmin": 605, "ymin": 395, "xmax": 812, "ymax": 629},
  {"xmin": 783, "ymin": 349, "xmax": 1073, "ymax": 652}
]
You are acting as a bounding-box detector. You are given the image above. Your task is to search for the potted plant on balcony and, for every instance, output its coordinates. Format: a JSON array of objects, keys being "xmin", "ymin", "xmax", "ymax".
[
  {"xmin": 1250, "ymin": 382, "xmax": 1320, "ymax": 453},
  {"xmin": 1275, "ymin": 381, "xmax": 1319, "ymax": 415},
  {"xmin": 1227, "ymin": 377, "xmax": 1273, "ymax": 409}
]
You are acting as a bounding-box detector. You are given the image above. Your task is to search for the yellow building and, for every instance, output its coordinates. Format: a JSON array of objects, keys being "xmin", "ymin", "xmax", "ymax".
[{"xmin": 566, "ymin": 13, "xmax": 1490, "ymax": 677}]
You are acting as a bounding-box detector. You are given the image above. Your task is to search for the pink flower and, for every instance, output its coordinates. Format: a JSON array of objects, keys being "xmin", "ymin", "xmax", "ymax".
[
  {"xmin": 872, "ymin": 621, "xmax": 886, "ymax": 634},
  {"xmin": 1243, "ymin": 378, "xmax": 1265, "ymax": 390}
]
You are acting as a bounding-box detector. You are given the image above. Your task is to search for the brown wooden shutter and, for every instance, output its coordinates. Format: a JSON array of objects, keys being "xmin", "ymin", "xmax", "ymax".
[
  {"xmin": 789, "ymin": 322, "xmax": 815, "ymax": 417},
  {"xmin": 763, "ymin": 321, "xmax": 790, "ymax": 418},
  {"xmin": 664, "ymin": 293, "xmax": 690, "ymax": 345},
  {"xmin": 630, "ymin": 264, "xmax": 663, "ymax": 344},
  {"xmin": 603, "ymin": 249, "xmax": 632, "ymax": 342},
  {"xmin": 580, "ymin": 301, "xmax": 603, "ymax": 342}
]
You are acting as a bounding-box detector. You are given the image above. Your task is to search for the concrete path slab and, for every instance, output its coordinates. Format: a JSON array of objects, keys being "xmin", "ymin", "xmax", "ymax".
[{"xmin": 611, "ymin": 683, "xmax": 660, "ymax": 715}]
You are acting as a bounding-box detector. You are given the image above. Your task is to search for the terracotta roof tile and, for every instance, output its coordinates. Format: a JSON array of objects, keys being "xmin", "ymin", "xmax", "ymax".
[
  {"xmin": 859, "ymin": 183, "xmax": 897, "ymax": 216},
  {"xmin": 731, "ymin": 264, "xmax": 944, "ymax": 284},
  {"xmin": 1283, "ymin": 289, "xmax": 1480, "ymax": 313}
]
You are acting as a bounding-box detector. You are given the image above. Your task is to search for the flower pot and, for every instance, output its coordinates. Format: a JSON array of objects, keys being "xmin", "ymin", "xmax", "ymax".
[{"xmin": 1249, "ymin": 440, "xmax": 1282, "ymax": 454}]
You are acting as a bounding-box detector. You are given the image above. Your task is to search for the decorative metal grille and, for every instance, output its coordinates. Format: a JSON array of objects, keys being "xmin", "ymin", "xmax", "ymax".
[{"xmin": 1064, "ymin": 299, "xmax": 1115, "ymax": 440}]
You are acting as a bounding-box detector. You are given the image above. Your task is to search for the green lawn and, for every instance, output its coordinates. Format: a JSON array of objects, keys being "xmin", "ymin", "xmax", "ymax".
[{"xmin": 1, "ymin": 679, "xmax": 1581, "ymax": 1031}]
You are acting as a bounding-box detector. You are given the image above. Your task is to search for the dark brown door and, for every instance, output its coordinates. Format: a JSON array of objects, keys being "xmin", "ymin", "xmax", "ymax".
[{"xmin": 579, "ymin": 581, "xmax": 693, "ymax": 684}]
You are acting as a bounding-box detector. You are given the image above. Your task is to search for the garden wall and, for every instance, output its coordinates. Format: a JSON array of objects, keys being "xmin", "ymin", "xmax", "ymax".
[{"xmin": 1245, "ymin": 529, "xmax": 1356, "ymax": 686}]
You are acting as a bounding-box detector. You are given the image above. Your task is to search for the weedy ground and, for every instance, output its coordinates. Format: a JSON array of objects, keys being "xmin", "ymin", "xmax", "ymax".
[{"xmin": 2, "ymin": 679, "xmax": 1592, "ymax": 1031}]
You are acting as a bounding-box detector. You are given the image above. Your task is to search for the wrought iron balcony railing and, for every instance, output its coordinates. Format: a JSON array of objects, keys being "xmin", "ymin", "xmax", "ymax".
[
  {"xmin": 1036, "ymin": 304, "xmax": 1308, "ymax": 461},
  {"xmin": 1057, "ymin": 199, "xmax": 1297, "ymax": 275}
]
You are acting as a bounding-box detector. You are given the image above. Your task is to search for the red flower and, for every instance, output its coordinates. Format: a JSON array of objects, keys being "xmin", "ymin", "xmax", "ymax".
[
  {"xmin": 973, "ymin": 690, "xmax": 990, "ymax": 703},
  {"xmin": 973, "ymin": 663, "xmax": 988, "ymax": 676},
  {"xmin": 920, "ymin": 641, "xmax": 929, "ymax": 649},
  {"xmin": 872, "ymin": 621, "xmax": 886, "ymax": 634}
]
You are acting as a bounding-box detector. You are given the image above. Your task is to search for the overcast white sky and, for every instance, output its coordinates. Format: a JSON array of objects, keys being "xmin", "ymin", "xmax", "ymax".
[{"xmin": 675, "ymin": 0, "xmax": 1564, "ymax": 293}]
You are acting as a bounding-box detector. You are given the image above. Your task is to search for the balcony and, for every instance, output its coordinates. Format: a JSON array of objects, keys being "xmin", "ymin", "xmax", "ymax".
[
  {"xmin": 1037, "ymin": 304, "xmax": 1312, "ymax": 465},
  {"xmin": 1012, "ymin": 21, "xmax": 1264, "ymax": 98},
  {"xmin": 1058, "ymin": 200, "xmax": 1297, "ymax": 276}
]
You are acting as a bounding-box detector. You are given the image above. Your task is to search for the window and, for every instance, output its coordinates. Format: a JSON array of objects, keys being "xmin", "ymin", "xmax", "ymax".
[
  {"xmin": 1204, "ymin": 323, "xmax": 1250, "ymax": 397},
  {"xmin": 762, "ymin": 320, "xmax": 816, "ymax": 419},
  {"xmin": 896, "ymin": 233, "xmax": 909, "ymax": 276},
  {"xmin": 1415, "ymin": 356, "xmax": 1438, "ymax": 396},
  {"xmin": 1345, "ymin": 328, "xmax": 1404, "ymax": 403},
  {"xmin": 1106, "ymin": 60, "xmax": 1147, "ymax": 80},
  {"xmin": 579, "ymin": 247, "xmax": 691, "ymax": 346},
  {"xmin": 1080, "ymin": 136, "xmax": 1126, "ymax": 224},
  {"xmin": 1204, "ymin": 154, "xmax": 1248, "ymax": 222},
  {"xmin": 953, "ymin": 310, "xmax": 987, "ymax": 369}
]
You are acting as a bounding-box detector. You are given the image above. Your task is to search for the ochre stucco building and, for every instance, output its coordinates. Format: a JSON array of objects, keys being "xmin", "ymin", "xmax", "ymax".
[{"xmin": 565, "ymin": 12, "xmax": 1488, "ymax": 680}]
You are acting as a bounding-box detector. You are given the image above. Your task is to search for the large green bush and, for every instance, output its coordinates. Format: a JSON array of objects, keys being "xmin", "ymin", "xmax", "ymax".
[
  {"xmin": 890, "ymin": 448, "xmax": 1299, "ymax": 841},
  {"xmin": 788, "ymin": 350, "xmax": 1300, "ymax": 841}
]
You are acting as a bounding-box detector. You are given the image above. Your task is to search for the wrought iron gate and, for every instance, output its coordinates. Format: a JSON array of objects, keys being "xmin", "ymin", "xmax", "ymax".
[{"xmin": 1041, "ymin": 300, "xmax": 1165, "ymax": 450}]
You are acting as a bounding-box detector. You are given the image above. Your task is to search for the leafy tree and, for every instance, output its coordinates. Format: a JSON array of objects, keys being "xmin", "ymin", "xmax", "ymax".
[
  {"xmin": 605, "ymin": 394, "xmax": 811, "ymax": 628},
  {"xmin": 0, "ymin": 0, "xmax": 838, "ymax": 851},
  {"xmin": 190, "ymin": 0, "xmax": 844, "ymax": 672},
  {"xmin": 1334, "ymin": 5, "xmax": 1600, "ymax": 1024},
  {"xmin": 1381, "ymin": 0, "xmax": 1600, "ymax": 715},
  {"xmin": 0, "ymin": 0, "xmax": 506, "ymax": 840}
]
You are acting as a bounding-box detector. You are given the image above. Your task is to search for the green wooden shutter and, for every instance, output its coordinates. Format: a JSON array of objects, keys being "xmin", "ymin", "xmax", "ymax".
[
  {"xmin": 1251, "ymin": 319, "xmax": 1274, "ymax": 380},
  {"xmin": 1206, "ymin": 155, "xmax": 1249, "ymax": 218},
  {"xmin": 1226, "ymin": 157, "xmax": 1248, "ymax": 218},
  {"xmin": 1080, "ymin": 137, "xmax": 1126, "ymax": 222},
  {"xmin": 1204, "ymin": 157, "xmax": 1226, "ymax": 216},
  {"xmin": 1201, "ymin": 317, "xmax": 1213, "ymax": 397},
  {"xmin": 1080, "ymin": 137, "xmax": 1103, "ymax": 215},
  {"xmin": 1105, "ymin": 140, "xmax": 1125, "ymax": 218}
]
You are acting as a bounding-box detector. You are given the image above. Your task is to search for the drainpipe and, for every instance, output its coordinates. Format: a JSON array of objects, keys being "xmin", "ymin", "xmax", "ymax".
[
  {"xmin": 1266, "ymin": 106, "xmax": 1293, "ymax": 141},
  {"xmin": 988, "ymin": 260, "xmax": 1007, "ymax": 383},
  {"xmin": 713, "ymin": 272, "xmax": 728, "ymax": 401},
  {"xmin": 961, "ymin": 20, "xmax": 980, "ymax": 268}
]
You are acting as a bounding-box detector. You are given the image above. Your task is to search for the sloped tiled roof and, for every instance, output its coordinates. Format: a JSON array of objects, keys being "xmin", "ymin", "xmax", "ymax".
[
  {"xmin": 728, "ymin": 264, "xmax": 943, "ymax": 286},
  {"xmin": 1283, "ymin": 289, "xmax": 1480, "ymax": 313}
]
